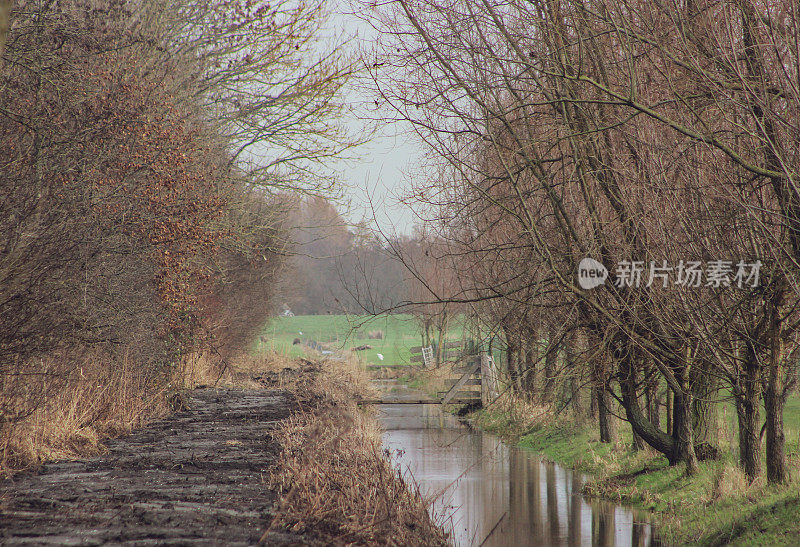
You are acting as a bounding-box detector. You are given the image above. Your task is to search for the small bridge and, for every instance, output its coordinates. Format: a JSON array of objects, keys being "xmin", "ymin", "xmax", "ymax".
[
  {"xmin": 361, "ymin": 344, "xmax": 497, "ymax": 406},
  {"xmin": 356, "ymin": 397, "xmax": 484, "ymax": 405}
]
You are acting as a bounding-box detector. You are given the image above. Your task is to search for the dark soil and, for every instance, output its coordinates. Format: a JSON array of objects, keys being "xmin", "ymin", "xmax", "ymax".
[{"xmin": 0, "ymin": 388, "xmax": 308, "ymax": 546}]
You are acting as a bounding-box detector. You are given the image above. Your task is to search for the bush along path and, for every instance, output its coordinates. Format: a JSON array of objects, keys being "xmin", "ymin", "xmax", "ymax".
[{"xmin": 0, "ymin": 361, "xmax": 447, "ymax": 546}]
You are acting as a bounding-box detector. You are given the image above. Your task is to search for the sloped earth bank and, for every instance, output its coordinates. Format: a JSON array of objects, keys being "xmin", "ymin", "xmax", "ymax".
[{"xmin": 0, "ymin": 364, "xmax": 446, "ymax": 545}]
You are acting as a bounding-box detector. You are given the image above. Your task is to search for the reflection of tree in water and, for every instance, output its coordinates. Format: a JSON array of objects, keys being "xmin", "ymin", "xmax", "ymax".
[
  {"xmin": 546, "ymin": 464, "xmax": 560, "ymax": 540},
  {"xmin": 568, "ymin": 470, "xmax": 582, "ymax": 546},
  {"xmin": 503, "ymin": 447, "xmax": 657, "ymax": 546},
  {"xmin": 380, "ymin": 396, "xmax": 657, "ymax": 546},
  {"xmin": 593, "ymin": 504, "xmax": 616, "ymax": 547}
]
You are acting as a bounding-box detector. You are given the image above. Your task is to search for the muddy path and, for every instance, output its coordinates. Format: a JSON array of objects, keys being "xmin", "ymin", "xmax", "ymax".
[{"xmin": 0, "ymin": 387, "xmax": 306, "ymax": 545}]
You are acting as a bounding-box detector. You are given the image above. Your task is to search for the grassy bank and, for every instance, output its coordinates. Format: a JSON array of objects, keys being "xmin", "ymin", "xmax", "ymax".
[
  {"xmin": 470, "ymin": 399, "xmax": 800, "ymax": 546},
  {"xmin": 265, "ymin": 356, "xmax": 448, "ymax": 545}
]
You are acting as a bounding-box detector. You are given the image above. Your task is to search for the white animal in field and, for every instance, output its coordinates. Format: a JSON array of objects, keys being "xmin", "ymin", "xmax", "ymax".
[{"xmin": 377, "ymin": 353, "xmax": 384, "ymax": 361}]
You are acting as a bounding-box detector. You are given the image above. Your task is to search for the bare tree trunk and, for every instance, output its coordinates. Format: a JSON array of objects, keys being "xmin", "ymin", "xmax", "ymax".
[
  {"xmin": 764, "ymin": 319, "xmax": 788, "ymax": 484},
  {"xmin": 645, "ymin": 379, "xmax": 660, "ymax": 431},
  {"xmin": 504, "ymin": 327, "xmax": 520, "ymax": 390},
  {"xmin": 570, "ymin": 374, "xmax": 584, "ymax": 420},
  {"xmin": 672, "ymin": 371, "xmax": 699, "ymax": 475},
  {"xmin": 666, "ymin": 389, "xmax": 673, "ymax": 437},
  {"xmin": 629, "ymin": 358, "xmax": 647, "ymax": 452},
  {"xmin": 435, "ymin": 312, "xmax": 448, "ymax": 366},
  {"xmin": 766, "ymin": 294, "xmax": 791, "ymax": 484},
  {"xmin": 522, "ymin": 329, "xmax": 539, "ymax": 396},
  {"xmin": 542, "ymin": 327, "xmax": 558, "ymax": 404},
  {"xmin": 631, "ymin": 427, "xmax": 646, "ymax": 451},
  {"xmin": 735, "ymin": 343, "xmax": 763, "ymax": 481},
  {"xmin": 591, "ymin": 350, "xmax": 615, "ymax": 443},
  {"xmin": 564, "ymin": 332, "xmax": 583, "ymax": 418},
  {"xmin": 763, "ymin": 381, "xmax": 787, "ymax": 484},
  {"xmin": 735, "ymin": 396, "xmax": 761, "ymax": 481},
  {"xmin": 597, "ymin": 384, "xmax": 616, "ymax": 443},
  {"xmin": 689, "ymin": 360, "xmax": 719, "ymax": 449}
]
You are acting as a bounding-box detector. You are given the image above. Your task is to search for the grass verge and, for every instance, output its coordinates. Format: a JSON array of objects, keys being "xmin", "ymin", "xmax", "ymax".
[{"xmin": 265, "ymin": 356, "xmax": 449, "ymax": 546}]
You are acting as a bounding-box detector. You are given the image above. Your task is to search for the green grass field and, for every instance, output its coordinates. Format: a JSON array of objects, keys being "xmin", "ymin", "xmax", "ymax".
[{"xmin": 257, "ymin": 314, "xmax": 465, "ymax": 368}]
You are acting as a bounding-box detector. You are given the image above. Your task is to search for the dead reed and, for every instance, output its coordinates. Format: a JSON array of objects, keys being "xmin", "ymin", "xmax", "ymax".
[
  {"xmin": 0, "ymin": 352, "xmax": 170, "ymax": 476},
  {"xmin": 265, "ymin": 356, "xmax": 448, "ymax": 546},
  {"xmin": 0, "ymin": 348, "xmax": 283, "ymax": 476}
]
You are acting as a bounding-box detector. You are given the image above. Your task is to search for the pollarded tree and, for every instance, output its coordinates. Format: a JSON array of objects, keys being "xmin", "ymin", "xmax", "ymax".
[{"xmin": 366, "ymin": 0, "xmax": 800, "ymax": 480}]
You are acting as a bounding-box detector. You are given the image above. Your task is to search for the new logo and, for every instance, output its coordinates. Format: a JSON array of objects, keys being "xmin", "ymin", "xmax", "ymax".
[{"xmin": 577, "ymin": 257, "xmax": 608, "ymax": 289}]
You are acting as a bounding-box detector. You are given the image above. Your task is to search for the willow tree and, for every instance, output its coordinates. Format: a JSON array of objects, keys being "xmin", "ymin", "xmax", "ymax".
[{"xmin": 366, "ymin": 0, "xmax": 799, "ymax": 481}]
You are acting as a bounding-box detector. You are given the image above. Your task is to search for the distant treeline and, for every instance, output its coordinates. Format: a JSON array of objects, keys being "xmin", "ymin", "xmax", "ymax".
[{"xmin": 278, "ymin": 197, "xmax": 409, "ymax": 315}]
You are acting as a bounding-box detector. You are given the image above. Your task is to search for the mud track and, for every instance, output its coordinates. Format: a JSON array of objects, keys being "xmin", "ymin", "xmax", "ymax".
[{"xmin": 0, "ymin": 388, "xmax": 306, "ymax": 545}]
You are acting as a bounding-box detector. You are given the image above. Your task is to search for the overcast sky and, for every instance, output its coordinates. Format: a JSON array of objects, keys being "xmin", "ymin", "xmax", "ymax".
[{"xmin": 324, "ymin": 1, "xmax": 423, "ymax": 236}]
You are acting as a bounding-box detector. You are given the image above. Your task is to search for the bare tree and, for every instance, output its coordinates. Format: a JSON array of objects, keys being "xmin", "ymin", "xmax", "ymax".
[{"xmin": 365, "ymin": 0, "xmax": 800, "ymax": 482}]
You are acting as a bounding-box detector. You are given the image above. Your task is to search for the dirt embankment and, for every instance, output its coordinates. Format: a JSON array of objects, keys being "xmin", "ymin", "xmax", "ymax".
[{"xmin": 0, "ymin": 362, "xmax": 447, "ymax": 546}]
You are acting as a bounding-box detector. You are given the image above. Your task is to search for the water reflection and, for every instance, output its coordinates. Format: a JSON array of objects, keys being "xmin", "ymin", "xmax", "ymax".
[{"xmin": 379, "ymin": 401, "xmax": 656, "ymax": 546}]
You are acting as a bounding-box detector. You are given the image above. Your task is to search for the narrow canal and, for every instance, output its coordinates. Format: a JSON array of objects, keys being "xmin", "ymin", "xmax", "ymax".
[{"xmin": 377, "ymin": 382, "xmax": 659, "ymax": 546}]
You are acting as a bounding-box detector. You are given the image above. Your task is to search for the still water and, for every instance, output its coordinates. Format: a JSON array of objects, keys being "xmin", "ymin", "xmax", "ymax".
[{"xmin": 378, "ymin": 384, "xmax": 658, "ymax": 546}]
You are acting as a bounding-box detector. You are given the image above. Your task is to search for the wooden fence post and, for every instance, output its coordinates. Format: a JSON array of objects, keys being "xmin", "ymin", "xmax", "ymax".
[{"xmin": 481, "ymin": 352, "xmax": 497, "ymax": 406}]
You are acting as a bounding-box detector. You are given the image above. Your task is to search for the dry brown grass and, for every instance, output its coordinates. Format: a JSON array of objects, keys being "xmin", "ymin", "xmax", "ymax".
[
  {"xmin": 0, "ymin": 349, "xmax": 295, "ymax": 477},
  {"xmin": 0, "ymin": 352, "xmax": 170, "ymax": 476},
  {"xmin": 265, "ymin": 356, "xmax": 448, "ymax": 546},
  {"xmin": 175, "ymin": 351, "xmax": 299, "ymax": 390},
  {"xmin": 485, "ymin": 388, "xmax": 553, "ymax": 432},
  {"xmin": 708, "ymin": 462, "xmax": 750, "ymax": 503},
  {"xmin": 173, "ymin": 352, "xmax": 229, "ymax": 389}
]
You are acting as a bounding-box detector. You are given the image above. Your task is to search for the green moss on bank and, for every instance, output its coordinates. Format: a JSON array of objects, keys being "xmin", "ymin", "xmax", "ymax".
[{"xmin": 467, "ymin": 404, "xmax": 800, "ymax": 546}]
